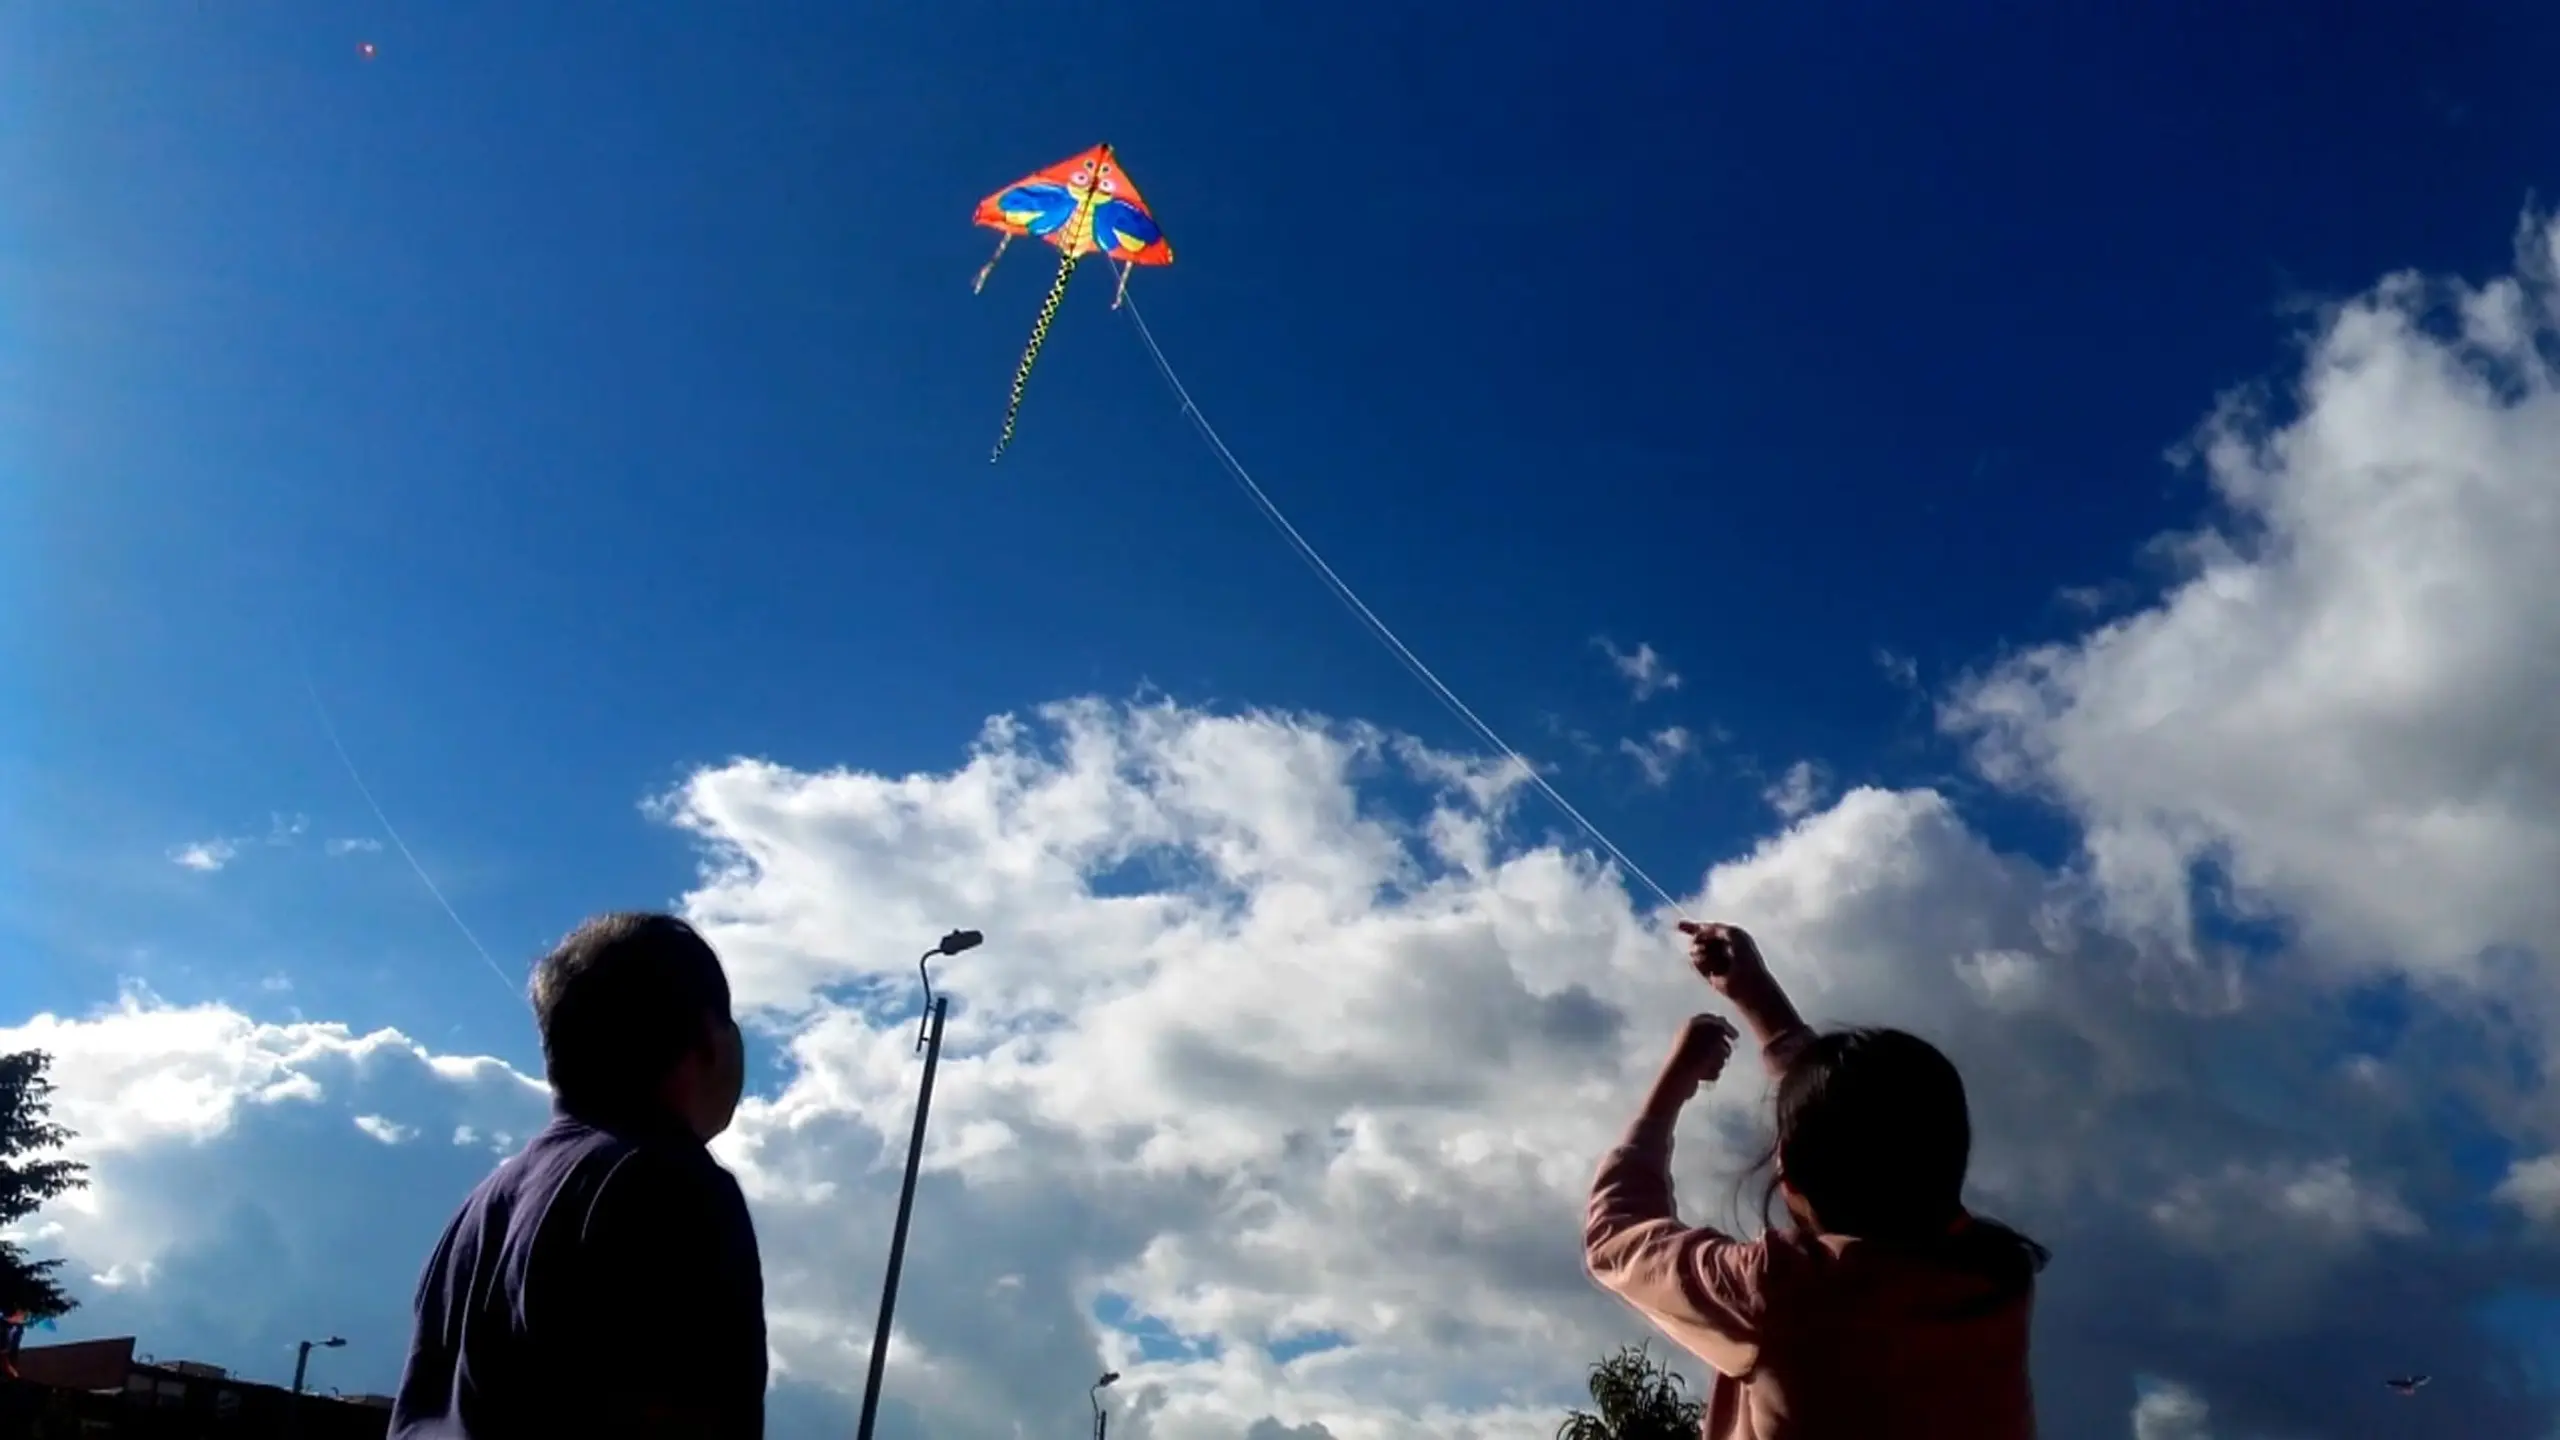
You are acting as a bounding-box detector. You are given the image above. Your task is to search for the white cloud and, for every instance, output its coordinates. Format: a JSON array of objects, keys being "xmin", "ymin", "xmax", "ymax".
[
  {"xmin": 1875, "ymin": 649, "xmax": 1920, "ymax": 690},
  {"xmin": 168, "ymin": 814, "xmax": 318, "ymax": 872},
  {"xmin": 15, "ymin": 694, "xmax": 2560, "ymax": 1436},
  {"xmin": 2131, "ymin": 1378, "xmax": 2214, "ymax": 1440},
  {"xmin": 1616, "ymin": 727, "xmax": 1695, "ymax": 787},
  {"xmin": 0, "ymin": 991, "xmax": 539, "ymax": 1166},
  {"xmin": 2495, "ymin": 1153, "xmax": 2560, "ymax": 1226},
  {"xmin": 2148, "ymin": 1157, "xmax": 2424, "ymax": 1252},
  {"xmin": 1761, "ymin": 760, "xmax": 1826, "ymax": 819},
  {"xmin": 352, "ymin": 1115, "xmax": 415, "ymax": 1145},
  {"xmin": 22, "ymin": 212, "xmax": 2560, "ymax": 1440},
  {"xmin": 1946, "ymin": 213, "xmax": 2560, "ymax": 976},
  {"xmin": 167, "ymin": 840, "xmax": 240, "ymax": 873},
  {"xmin": 326, "ymin": 837, "xmax": 383, "ymax": 857},
  {"xmin": 645, "ymin": 694, "xmax": 2545, "ymax": 1437},
  {"xmin": 0, "ymin": 991, "xmax": 545, "ymax": 1345},
  {"xmin": 1593, "ymin": 639, "xmax": 1681, "ymax": 701}
]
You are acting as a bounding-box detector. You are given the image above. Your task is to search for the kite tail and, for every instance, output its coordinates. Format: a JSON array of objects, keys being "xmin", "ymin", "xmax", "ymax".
[
  {"xmin": 991, "ymin": 249, "xmax": 1077, "ymax": 462},
  {"xmin": 1111, "ymin": 260, "xmax": 1133, "ymax": 310},
  {"xmin": 972, "ymin": 233, "xmax": 1012, "ymax": 294}
]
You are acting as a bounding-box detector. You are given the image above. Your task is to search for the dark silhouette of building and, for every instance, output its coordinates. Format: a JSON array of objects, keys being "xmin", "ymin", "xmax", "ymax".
[{"xmin": 0, "ymin": 1335, "xmax": 390, "ymax": 1439}]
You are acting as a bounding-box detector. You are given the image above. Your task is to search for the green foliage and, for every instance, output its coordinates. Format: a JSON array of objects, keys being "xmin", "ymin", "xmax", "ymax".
[
  {"xmin": 1556, "ymin": 1341, "xmax": 1706, "ymax": 1439},
  {"xmin": 0, "ymin": 1050, "xmax": 90, "ymax": 1320}
]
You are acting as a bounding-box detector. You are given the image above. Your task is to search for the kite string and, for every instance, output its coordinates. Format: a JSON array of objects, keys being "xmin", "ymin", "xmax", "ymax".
[
  {"xmin": 1119, "ymin": 294, "xmax": 1694, "ymax": 923},
  {"xmin": 300, "ymin": 670, "xmax": 519, "ymax": 995}
]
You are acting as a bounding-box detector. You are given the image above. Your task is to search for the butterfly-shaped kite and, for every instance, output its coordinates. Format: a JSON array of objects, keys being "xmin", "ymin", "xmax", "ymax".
[{"xmin": 971, "ymin": 144, "xmax": 1174, "ymax": 461}]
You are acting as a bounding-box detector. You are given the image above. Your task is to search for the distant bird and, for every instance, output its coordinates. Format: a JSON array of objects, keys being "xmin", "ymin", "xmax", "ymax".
[{"xmin": 2386, "ymin": 1374, "xmax": 2430, "ymax": 1396}]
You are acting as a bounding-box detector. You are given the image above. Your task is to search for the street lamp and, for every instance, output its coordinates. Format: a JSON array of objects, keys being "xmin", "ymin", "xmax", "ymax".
[
  {"xmin": 287, "ymin": 1337, "xmax": 345, "ymax": 1440},
  {"xmin": 289, "ymin": 1337, "xmax": 345, "ymax": 1397},
  {"xmin": 1091, "ymin": 1371, "xmax": 1122, "ymax": 1440},
  {"xmin": 852, "ymin": 928, "xmax": 984, "ymax": 1440}
]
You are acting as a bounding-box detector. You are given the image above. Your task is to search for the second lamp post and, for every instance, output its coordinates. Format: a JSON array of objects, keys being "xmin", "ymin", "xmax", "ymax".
[{"xmin": 851, "ymin": 928, "xmax": 984, "ymax": 1440}]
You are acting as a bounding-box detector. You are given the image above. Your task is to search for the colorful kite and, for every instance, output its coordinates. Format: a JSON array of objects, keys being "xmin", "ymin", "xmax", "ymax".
[
  {"xmin": 972, "ymin": 143, "xmax": 1173, "ymax": 461},
  {"xmin": 1, "ymin": 1311, "xmax": 51, "ymax": 1378}
]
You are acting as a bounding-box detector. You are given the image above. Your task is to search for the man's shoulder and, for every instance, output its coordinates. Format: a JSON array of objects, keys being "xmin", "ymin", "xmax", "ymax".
[
  {"xmin": 562, "ymin": 1125, "xmax": 750, "ymax": 1242},
  {"xmin": 465, "ymin": 1118, "xmax": 626, "ymax": 1205}
]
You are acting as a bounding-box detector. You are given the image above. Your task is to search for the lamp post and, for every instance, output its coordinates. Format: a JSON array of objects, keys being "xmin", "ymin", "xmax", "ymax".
[
  {"xmin": 852, "ymin": 928, "xmax": 984, "ymax": 1440},
  {"xmin": 1090, "ymin": 1371, "xmax": 1122, "ymax": 1440},
  {"xmin": 288, "ymin": 1336, "xmax": 344, "ymax": 1439}
]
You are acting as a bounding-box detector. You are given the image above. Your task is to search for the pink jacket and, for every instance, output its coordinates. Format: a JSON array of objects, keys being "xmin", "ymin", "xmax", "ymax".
[{"xmin": 1582, "ymin": 1037, "xmax": 2036, "ymax": 1439}]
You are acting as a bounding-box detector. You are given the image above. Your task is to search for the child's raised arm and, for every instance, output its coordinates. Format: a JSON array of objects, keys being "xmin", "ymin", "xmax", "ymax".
[
  {"xmin": 1681, "ymin": 922, "xmax": 1812, "ymax": 1074},
  {"xmin": 1584, "ymin": 1013, "xmax": 1769, "ymax": 1381}
]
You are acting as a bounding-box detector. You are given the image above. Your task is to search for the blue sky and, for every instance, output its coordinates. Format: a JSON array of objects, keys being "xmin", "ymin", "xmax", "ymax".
[
  {"xmin": 12, "ymin": 4, "xmax": 2560, "ymax": 1436},
  {"xmin": 11, "ymin": 0, "xmax": 2541, "ymax": 1066}
]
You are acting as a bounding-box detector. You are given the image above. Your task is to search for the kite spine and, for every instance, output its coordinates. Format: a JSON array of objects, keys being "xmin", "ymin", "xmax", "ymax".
[{"xmin": 991, "ymin": 248, "xmax": 1078, "ymax": 462}]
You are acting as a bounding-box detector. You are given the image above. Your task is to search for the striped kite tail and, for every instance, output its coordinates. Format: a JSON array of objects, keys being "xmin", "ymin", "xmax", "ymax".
[{"xmin": 991, "ymin": 249, "xmax": 1078, "ymax": 463}]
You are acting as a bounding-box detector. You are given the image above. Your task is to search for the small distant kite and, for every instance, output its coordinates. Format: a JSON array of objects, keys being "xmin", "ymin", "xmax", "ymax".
[
  {"xmin": 2385, "ymin": 1374, "xmax": 2430, "ymax": 1396},
  {"xmin": 2, "ymin": 1311, "xmax": 54, "ymax": 1379},
  {"xmin": 970, "ymin": 143, "xmax": 1173, "ymax": 462},
  {"xmin": 358, "ymin": 41, "xmax": 379, "ymax": 61}
]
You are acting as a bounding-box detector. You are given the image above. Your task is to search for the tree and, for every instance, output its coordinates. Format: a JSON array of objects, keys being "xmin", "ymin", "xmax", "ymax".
[
  {"xmin": 1557, "ymin": 1341, "xmax": 1706, "ymax": 1440},
  {"xmin": 0, "ymin": 1050, "xmax": 89, "ymax": 1319}
]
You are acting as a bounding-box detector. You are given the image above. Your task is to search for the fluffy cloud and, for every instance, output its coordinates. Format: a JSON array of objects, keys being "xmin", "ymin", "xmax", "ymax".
[
  {"xmin": 16, "ymin": 692, "xmax": 2559, "ymax": 1437},
  {"xmin": 2131, "ymin": 1378, "xmax": 2215, "ymax": 1440},
  {"xmin": 0, "ymin": 994, "xmax": 547, "ymax": 1389},
  {"xmin": 1593, "ymin": 639, "xmax": 1681, "ymax": 701},
  {"xmin": 2499, "ymin": 1154, "xmax": 2560, "ymax": 1227},
  {"xmin": 1947, "ymin": 213, "xmax": 2560, "ymax": 981},
  {"xmin": 1617, "ymin": 726, "xmax": 1696, "ymax": 787},
  {"xmin": 167, "ymin": 840, "xmax": 240, "ymax": 873},
  {"xmin": 1761, "ymin": 760, "xmax": 1826, "ymax": 820},
  {"xmin": 15, "ymin": 212, "xmax": 2560, "ymax": 1439},
  {"xmin": 165, "ymin": 815, "xmax": 324, "ymax": 873},
  {"xmin": 353, "ymin": 1115, "xmax": 417, "ymax": 1145}
]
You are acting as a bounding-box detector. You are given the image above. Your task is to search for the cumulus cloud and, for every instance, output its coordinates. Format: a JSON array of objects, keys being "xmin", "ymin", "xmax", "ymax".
[
  {"xmin": 1874, "ymin": 649, "xmax": 1921, "ymax": 691},
  {"xmin": 0, "ymin": 992, "xmax": 548, "ymax": 1388},
  {"xmin": 645, "ymin": 692, "xmax": 2553, "ymax": 1437},
  {"xmin": 2495, "ymin": 1154, "xmax": 2560, "ymax": 1226},
  {"xmin": 1946, "ymin": 212, "xmax": 2560, "ymax": 976},
  {"xmin": 166, "ymin": 814, "xmax": 322, "ymax": 873},
  {"xmin": 167, "ymin": 840, "xmax": 240, "ymax": 873},
  {"xmin": 2150, "ymin": 1157, "xmax": 2425, "ymax": 1251},
  {"xmin": 1617, "ymin": 727, "xmax": 1696, "ymax": 787},
  {"xmin": 18, "ymin": 691, "xmax": 2560, "ymax": 1437},
  {"xmin": 20, "ymin": 211, "xmax": 2560, "ymax": 1440},
  {"xmin": 353, "ymin": 1115, "xmax": 416, "ymax": 1145},
  {"xmin": 2131, "ymin": 1378, "xmax": 2214, "ymax": 1440},
  {"xmin": 1761, "ymin": 761, "xmax": 1826, "ymax": 820},
  {"xmin": 1593, "ymin": 639, "xmax": 1681, "ymax": 701}
]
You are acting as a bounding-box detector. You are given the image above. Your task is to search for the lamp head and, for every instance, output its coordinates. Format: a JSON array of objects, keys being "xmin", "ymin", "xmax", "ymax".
[{"xmin": 936, "ymin": 929, "xmax": 984, "ymax": 957}]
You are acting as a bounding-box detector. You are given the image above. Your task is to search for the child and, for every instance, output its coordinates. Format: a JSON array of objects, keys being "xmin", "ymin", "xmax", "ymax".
[{"xmin": 1583, "ymin": 922, "xmax": 2046, "ymax": 1438}]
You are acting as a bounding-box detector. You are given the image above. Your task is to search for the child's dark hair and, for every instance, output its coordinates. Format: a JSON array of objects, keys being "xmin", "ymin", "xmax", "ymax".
[{"xmin": 1740, "ymin": 1027, "xmax": 2048, "ymax": 1303}]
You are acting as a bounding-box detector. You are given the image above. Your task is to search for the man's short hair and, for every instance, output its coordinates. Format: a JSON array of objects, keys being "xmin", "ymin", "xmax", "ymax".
[{"xmin": 530, "ymin": 912, "xmax": 733, "ymax": 1120}]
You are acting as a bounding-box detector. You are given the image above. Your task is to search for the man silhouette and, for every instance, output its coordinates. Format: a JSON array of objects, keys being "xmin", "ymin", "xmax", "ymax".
[{"xmin": 391, "ymin": 913, "xmax": 766, "ymax": 1437}]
